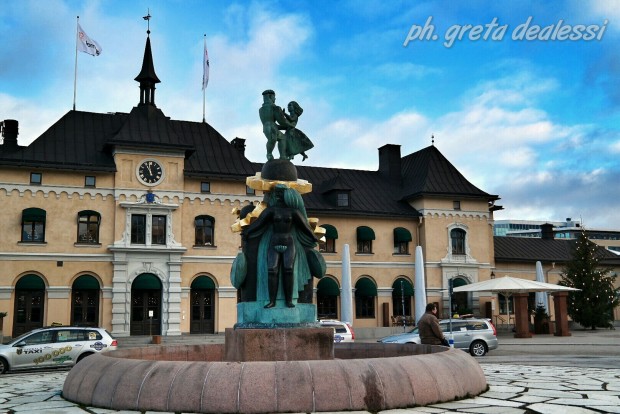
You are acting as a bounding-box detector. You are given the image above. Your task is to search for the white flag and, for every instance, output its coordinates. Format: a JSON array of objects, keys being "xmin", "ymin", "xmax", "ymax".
[
  {"xmin": 77, "ymin": 23, "xmax": 102, "ymax": 56},
  {"xmin": 202, "ymin": 40, "xmax": 209, "ymax": 90}
]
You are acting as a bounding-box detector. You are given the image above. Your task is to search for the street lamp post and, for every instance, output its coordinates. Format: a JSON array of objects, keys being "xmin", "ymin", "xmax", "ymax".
[{"xmin": 401, "ymin": 280, "xmax": 406, "ymax": 332}]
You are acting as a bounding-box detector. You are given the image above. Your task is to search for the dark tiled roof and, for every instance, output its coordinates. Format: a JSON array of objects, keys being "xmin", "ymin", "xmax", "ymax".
[
  {"xmin": 297, "ymin": 165, "xmax": 419, "ymax": 218},
  {"xmin": 0, "ymin": 109, "xmax": 256, "ymax": 179},
  {"xmin": 494, "ymin": 236, "xmax": 620, "ymax": 265},
  {"xmin": 0, "ymin": 110, "xmax": 120, "ymax": 171},
  {"xmin": 106, "ymin": 105, "xmax": 193, "ymax": 152},
  {"xmin": 401, "ymin": 146, "xmax": 498, "ymax": 200}
]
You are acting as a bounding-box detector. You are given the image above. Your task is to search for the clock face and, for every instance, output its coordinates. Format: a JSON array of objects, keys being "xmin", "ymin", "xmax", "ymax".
[{"xmin": 138, "ymin": 160, "xmax": 163, "ymax": 185}]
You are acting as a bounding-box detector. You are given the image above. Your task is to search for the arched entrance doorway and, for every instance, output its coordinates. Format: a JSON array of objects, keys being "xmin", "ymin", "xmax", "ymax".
[
  {"xmin": 131, "ymin": 273, "xmax": 162, "ymax": 336},
  {"xmin": 316, "ymin": 277, "xmax": 339, "ymax": 319},
  {"xmin": 13, "ymin": 274, "xmax": 45, "ymax": 337},
  {"xmin": 190, "ymin": 276, "xmax": 215, "ymax": 334},
  {"xmin": 392, "ymin": 278, "xmax": 413, "ymax": 322},
  {"xmin": 71, "ymin": 275, "xmax": 100, "ymax": 327},
  {"xmin": 452, "ymin": 277, "xmax": 470, "ymax": 315}
]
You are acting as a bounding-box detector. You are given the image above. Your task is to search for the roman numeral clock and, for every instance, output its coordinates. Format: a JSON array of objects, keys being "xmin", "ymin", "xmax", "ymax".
[{"xmin": 137, "ymin": 159, "xmax": 164, "ymax": 186}]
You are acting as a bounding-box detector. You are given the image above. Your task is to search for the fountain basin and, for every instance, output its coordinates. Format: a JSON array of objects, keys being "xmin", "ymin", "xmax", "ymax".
[{"xmin": 62, "ymin": 342, "xmax": 487, "ymax": 413}]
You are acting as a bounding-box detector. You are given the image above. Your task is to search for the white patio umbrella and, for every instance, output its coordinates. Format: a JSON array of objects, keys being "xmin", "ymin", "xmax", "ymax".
[
  {"xmin": 453, "ymin": 276, "xmax": 579, "ymax": 327},
  {"xmin": 535, "ymin": 261, "xmax": 549, "ymax": 313}
]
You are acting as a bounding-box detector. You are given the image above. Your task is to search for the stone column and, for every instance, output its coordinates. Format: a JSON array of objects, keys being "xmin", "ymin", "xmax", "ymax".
[
  {"xmin": 513, "ymin": 293, "xmax": 532, "ymax": 338},
  {"xmin": 414, "ymin": 246, "xmax": 426, "ymax": 325},
  {"xmin": 341, "ymin": 244, "xmax": 353, "ymax": 324},
  {"xmin": 552, "ymin": 291, "xmax": 572, "ymax": 337},
  {"xmin": 165, "ymin": 255, "xmax": 183, "ymax": 336},
  {"xmin": 111, "ymin": 253, "xmax": 130, "ymax": 336}
]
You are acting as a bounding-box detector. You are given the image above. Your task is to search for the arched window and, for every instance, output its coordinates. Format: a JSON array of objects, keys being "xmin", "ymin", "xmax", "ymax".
[
  {"xmin": 317, "ymin": 277, "xmax": 340, "ymax": 319},
  {"xmin": 356, "ymin": 226, "xmax": 375, "ymax": 254},
  {"xmin": 195, "ymin": 215, "xmax": 215, "ymax": 246},
  {"xmin": 355, "ymin": 277, "xmax": 377, "ymax": 318},
  {"xmin": 21, "ymin": 208, "xmax": 46, "ymax": 242},
  {"xmin": 77, "ymin": 210, "xmax": 101, "ymax": 243},
  {"xmin": 392, "ymin": 277, "xmax": 413, "ymax": 318},
  {"xmin": 393, "ymin": 227, "xmax": 412, "ymax": 254},
  {"xmin": 319, "ymin": 224, "xmax": 338, "ymax": 253},
  {"xmin": 451, "ymin": 228, "xmax": 466, "ymax": 255}
]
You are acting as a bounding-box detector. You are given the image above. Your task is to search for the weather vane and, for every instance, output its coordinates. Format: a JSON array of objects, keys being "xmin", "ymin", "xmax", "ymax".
[{"xmin": 143, "ymin": 9, "xmax": 152, "ymax": 34}]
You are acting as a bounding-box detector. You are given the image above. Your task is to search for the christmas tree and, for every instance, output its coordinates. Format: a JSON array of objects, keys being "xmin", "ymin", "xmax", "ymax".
[{"xmin": 560, "ymin": 229, "xmax": 619, "ymax": 329}]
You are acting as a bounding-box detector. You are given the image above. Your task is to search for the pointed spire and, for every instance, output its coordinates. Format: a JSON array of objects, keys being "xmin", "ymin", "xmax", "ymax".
[
  {"xmin": 431, "ymin": 134, "xmax": 435, "ymax": 146},
  {"xmin": 135, "ymin": 10, "xmax": 160, "ymax": 107}
]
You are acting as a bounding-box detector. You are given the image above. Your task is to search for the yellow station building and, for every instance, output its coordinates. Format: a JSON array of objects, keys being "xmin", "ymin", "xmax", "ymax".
[{"xmin": 1, "ymin": 33, "xmax": 618, "ymax": 338}]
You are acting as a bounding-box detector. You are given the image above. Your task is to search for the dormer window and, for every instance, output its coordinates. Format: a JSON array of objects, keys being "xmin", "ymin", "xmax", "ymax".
[
  {"xmin": 30, "ymin": 172, "xmax": 42, "ymax": 185},
  {"xmin": 337, "ymin": 192, "xmax": 350, "ymax": 207}
]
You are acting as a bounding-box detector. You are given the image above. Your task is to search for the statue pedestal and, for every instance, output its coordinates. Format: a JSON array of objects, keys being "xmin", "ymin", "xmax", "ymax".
[
  {"xmin": 236, "ymin": 302, "xmax": 317, "ymax": 325},
  {"xmin": 224, "ymin": 327, "xmax": 334, "ymax": 361}
]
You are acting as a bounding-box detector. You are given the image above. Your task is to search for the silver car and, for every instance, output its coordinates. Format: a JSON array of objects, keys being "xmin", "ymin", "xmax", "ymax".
[
  {"xmin": 0, "ymin": 326, "xmax": 117, "ymax": 374},
  {"xmin": 378, "ymin": 318, "xmax": 498, "ymax": 356}
]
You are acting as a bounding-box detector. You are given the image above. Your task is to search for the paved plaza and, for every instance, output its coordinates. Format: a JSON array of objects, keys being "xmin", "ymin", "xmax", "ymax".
[
  {"xmin": 1, "ymin": 364, "xmax": 619, "ymax": 413},
  {"xmin": 0, "ymin": 329, "xmax": 619, "ymax": 413}
]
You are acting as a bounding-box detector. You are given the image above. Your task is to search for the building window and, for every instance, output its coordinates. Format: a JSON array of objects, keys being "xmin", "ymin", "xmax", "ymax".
[
  {"xmin": 201, "ymin": 182, "xmax": 211, "ymax": 193},
  {"xmin": 319, "ymin": 224, "xmax": 338, "ymax": 253},
  {"xmin": 246, "ymin": 185, "xmax": 255, "ymax": 195},
  {"xmin": 357, "ymin": 240, "xmax": 372, "ymax": 254},
  {"xmin": 356, "ymin": 226, "xmax": 375, "ymax": 254},
  {"xmin": 355, "ymin": 296, "xmax": 375, "ymax": 318},
  {"xmin": 30, "ymin": 172, "xmax": 42, "ymax": 185},
  {"xmin": 77, "ymin": 210, "xmax": 100, "ymax": 243},
  {"xmin": 21, "ymin": 208, "xmax": 46, "ymax": 242},
  {"xmin": 195, "ymin": 215, "xmax": 215, "ymax": 246},
  {"xmin": 393, "ymin": 227, "xmax": 412, "ymax": 254},
  {"xmin": 394, "ymin": 241, "xmax": 408, "ymax": 254},
  {"xmin": 151, "ymin": 215, "xmax": 166, "ymax": 245},
  {"xmin": 131, "ymin": 215, "xmax": 146, "ymax": 244},
  {"xmin": 337, "ymin": 192, "xmax": 349, "ymax": 207},
  {"xmin": 320, "ymin": 238, "xmax": 336, "ymax": 253},
  {"xmin": 451, "ymin": 228, "xmax": 466, "ymax": 255},
  {"xmin": 317, "ymin": 295, "xmax": 338, "ymax": 319},
  {"xmin": 453, "ymin": 200, "xmax": 461, "ymax": 210},
  {"xmin": 355, "ymin": 277, "xmax": 377, "ymax": 319},
  {"xmin": 84, "ymin": 176, "xmax": 96, "ymax": 187}
]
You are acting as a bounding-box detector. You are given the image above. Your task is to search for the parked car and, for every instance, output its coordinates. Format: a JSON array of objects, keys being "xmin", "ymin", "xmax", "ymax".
[
  {"xmin": 378, "ymin": 318, "xmax": 498, "ymax": 356},
  {"xmin": 0, "ymin": 326, "xmax": 117, "ymax": 374},
  {"xmin": 319, "ymin": 319, "xmax": 355, "ymax": 343}
]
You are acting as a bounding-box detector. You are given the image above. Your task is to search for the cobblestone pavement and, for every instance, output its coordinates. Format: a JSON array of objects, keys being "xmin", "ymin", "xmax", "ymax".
[{"xmin": 0, "ymin": 363, "xmax": 618, "ymax": 413}]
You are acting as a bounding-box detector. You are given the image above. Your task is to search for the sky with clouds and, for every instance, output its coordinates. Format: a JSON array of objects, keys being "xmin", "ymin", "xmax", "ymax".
[{"xmin": 1, "ymin": 0, "xmax": 619, "ymax": 228}]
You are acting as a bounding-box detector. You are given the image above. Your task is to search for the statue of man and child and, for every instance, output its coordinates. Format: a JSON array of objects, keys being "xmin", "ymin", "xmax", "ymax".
[{"xmin": 259, "ymin": 89, "xmax": 314, "ymax": 162}]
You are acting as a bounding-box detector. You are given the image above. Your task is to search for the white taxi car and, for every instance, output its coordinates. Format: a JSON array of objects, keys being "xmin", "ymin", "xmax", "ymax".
[
  {"xmin": 319, "ymin": 319, "xmax": 355, "ymax": 343},
  {"xmin": 0, "ymin": 326, "xmax": 117, "ymax": 374}
]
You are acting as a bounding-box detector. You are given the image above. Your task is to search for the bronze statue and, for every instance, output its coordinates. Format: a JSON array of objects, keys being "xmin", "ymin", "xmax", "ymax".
[
  {"xmin": 259, "ymin": 90, "xmax": 293, "ymax": 161},
  {"xmin": 259, "ymin": 91, "xmax": 314, "ymax": 162},
  {"xmin": 282, "ymin": 101, "xmax": 314, "ymax": 161},
  {"xmin": 245, "ymin": 184, "xmax": 319, "ymax": 308}
]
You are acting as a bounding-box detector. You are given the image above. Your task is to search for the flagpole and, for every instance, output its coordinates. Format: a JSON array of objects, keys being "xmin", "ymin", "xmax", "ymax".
[
  {"xmin": 202, "ymin": 34, "xmax": 206, "ymax": 123},
  {"xmin": 73, "ymin": 16, "xmax": 79, "ymax": 111}
]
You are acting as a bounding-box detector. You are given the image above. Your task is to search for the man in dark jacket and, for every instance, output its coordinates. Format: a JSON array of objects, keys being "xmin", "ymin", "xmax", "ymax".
[{"xmin": 418, "ymin": 303, "xmax": 448, "ymax": 346}]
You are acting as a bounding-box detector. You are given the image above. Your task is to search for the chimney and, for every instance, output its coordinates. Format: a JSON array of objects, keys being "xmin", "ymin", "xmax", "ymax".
[
  {"xmin": 541, "ymin": 223, "xmax": 554, "ymax": 240},
  {"xmin": 1, "ymin": 119, "xmax": 19, "ymax": 151},
  {"xmin": 231, "ymin": 137, "xmax": 246, "ymax": 156},
  {"xmin": 378, "ymin": 144, "xmax": 401, "ymax": 181}
]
